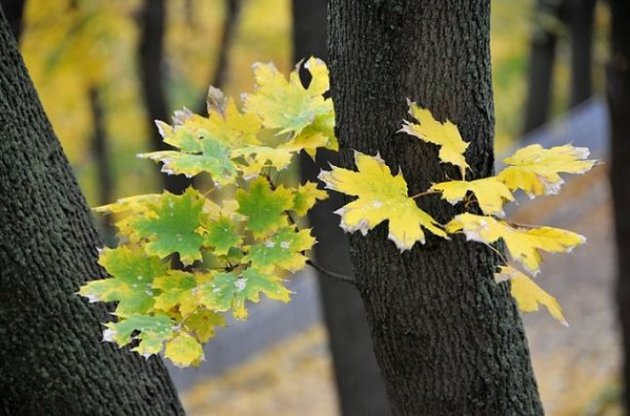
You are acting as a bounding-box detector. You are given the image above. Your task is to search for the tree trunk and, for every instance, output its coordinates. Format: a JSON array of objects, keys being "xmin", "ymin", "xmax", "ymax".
[
  {"xmin": 0, "ymin": 9, "xmax": 184, "ymax": 416},
  {"xmin": 139, "ymin": 0, "xmax": 190, "ymax": 194},
  {"xmin": 328, "ymin": 1, "xmax": 543, "ymax": 415},
  {"xmin": 523, "ymin": 0, "xmax": 563, "ymax": 134},
  {"xmin": 567, "ymin": 0, "xmax": 596, "ymax": 108},
  {"xmin": 292, "ymin": 1, "xmax": 390, "ymax": 414},
  {"xmin": 608, "ymin": 0, "xmax": 630, "ymax": 411},
  {"xmin": 0, "ymin": 0, "xmax": 24, "ymax": 41}
]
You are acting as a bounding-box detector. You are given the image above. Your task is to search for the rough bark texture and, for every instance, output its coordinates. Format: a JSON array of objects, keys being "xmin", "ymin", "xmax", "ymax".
[
  {"xmin": 292, "ymin": 1, "xmax": 390, "ymax": 414},
  {"xmin": 523, "ymin": 0, "xmax": 562, "ymax": 134},
  {"xmin": 609, "ymin": 0, "xmax": 630, "ymax": 411},
  {"xmin": 567, "ymin": 0, "xmax": 596, "ymax": 108},
  {"xmin": 0, "ymin": 10, "xmax": 184, "ymax": 416},
  {"xmin": 328, "ymin": 1, "xmax": 543, "ymax": 415},
  {"xmin": 139, "ymin": 0, "xmax": 190, "ymax": 194}
]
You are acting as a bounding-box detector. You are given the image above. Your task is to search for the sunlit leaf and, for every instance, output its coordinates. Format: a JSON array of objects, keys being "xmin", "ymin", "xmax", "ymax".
[
  {"xmin": 164, "ymin": 332, "xmax": 204, "ymax": 367},
  {"xmin": 236, "ymin": 177, "xmax": 293, "ymax": 237},
  {"xmin": 246, "ymin": 227, "xmax": 315, "ymax": 272},
  {"xmin": 430, "ymin": 177, "xmax": 514, "ymax": 216}
]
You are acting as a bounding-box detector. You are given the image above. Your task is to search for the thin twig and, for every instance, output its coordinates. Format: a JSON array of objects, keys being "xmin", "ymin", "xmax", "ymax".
[
  {"xmin": 305, "ymin": 259, "xmax": 355, "ymax": 284},
  {"xmin": 410, "ymin": 189, "xmax": 440, "ymax": 199}
]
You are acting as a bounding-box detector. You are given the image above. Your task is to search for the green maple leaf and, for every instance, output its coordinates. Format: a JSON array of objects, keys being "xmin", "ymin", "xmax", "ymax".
[
  {"xmin": 134, "ymin": 189, "xmax": 205, "ymax": 265},
  {"xmin": 246, "ymin": 227, "xmax": 315, "ymax": 272},
  {"xmin": 198, "ymin": 269, "xmax": 290, "ymax": 320},
  {"xmin": 152, "ymin": 270, "xmax": 197, "ymax": 315},
  {"xmin": 139, "ymin": 137, "xmax": 237, "ymax": 186},
  {"xmin": 79, "ymin": 247, "xmax": 166, "ymax": 316},
  {"xmin": 203, "ymin": 215, "xmax": 242, "ymax": 256},
  {"xmin": 103, "ymin": 314, "xmax": 174, "ymax": 357},
  {"xmin": 236, "ymin": 177, "xmax": 293, "ymax": 236}
]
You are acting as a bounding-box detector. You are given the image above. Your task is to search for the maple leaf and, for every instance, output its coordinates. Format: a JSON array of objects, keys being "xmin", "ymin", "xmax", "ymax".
[
  {"xmin": 445, "ymin": 213, "xmax": 586, "ymax": 274},
  {"xmin": 79, "ymin": 247, "xmax": 166, "ymax": 316},
  {"xmin": 246, "ymin": 227, "xmax": 315, "ymax": 273},
  {"xmin": 292, "ymin": 182, "xmax": 328, "ymax": 216},
  {"xmin": 497, "ymin": 144, "xmax": 596, "ymax": 197},
  {"xmin": 236, "ymin": 177, "xmax": 293, "ymax": 237},
  {"xmin": 495, "ymin": 266, "xmax": 566, "ymax": 325},
  {"xmin": 93, "ymin": 194, "xmax": 162, "ymax": 241},
  {"xmin": 183, "ymin": 308, "xmax": 226, "ymax": 343},
  {"xmin": 164, "ymin": 332, "xmax": 204, "ymax": 367},
  {"xmin": 318, "ymin": 151, "xmax": 447, "ymax": 251},
  {"xmin": 202, "ymin": 215, "xmax": 242, "ymax": 256},
  {"xmin": 134, "ymin": 189, "xmax": 205, "ymax": 265},
  {"xmin": 400, "ymin": 102, "xmax": 469, "ymax": 177},
  {"xmin": 152, "ymin": 270, "xmax": 197, "ymax": 315},
  {"xmin": 102, "ymin": 314, "xmax": 174, "ymax": 357},
  {"xmin": 139, "ymin": 136, "xmax": 237, "ymax": 186},
  {"xmin": 232, "ymin": 145, "xmax": 295, "ymax": 175},
  {"xmin": 198, "ymin": 269, "xmax": 291, "ymax": 320},
  {"xmin": 430, "ymin": 177, "xmax": 514, "ymax": 216},
  {"xmin": 243, "ymin": 57, "xmax": 336, "ymax": 152}
]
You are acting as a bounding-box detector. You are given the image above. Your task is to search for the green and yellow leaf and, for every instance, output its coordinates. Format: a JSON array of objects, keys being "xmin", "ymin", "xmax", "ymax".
[
  {"xmin": 318, "ymin": 151, "xmax": 447, "ymax": 251},
  {"xmin": 164, "ymin": 332, "xmax": 204, "ymax": 367},
  {"xmin": 430, "ymin": 177, "xmax": 514, "ymax": 216},
  {"xmin": 202, "ymin": 215, "xmax": 242, "ymax": 256},
  {"xmin": 79, "ymin": 247, "xmax": 166, "ymax": 316},
  {"xmin": 245, "ymin": 227, "xmax": 315, "ymax": 273},
  {"xmin": 236, "ymin": 177, "xmax": 294, "ymax": 237},
  {"xmin": 198, "ymin": 269, "xmax": 291, "ymax": 320},
  {"xmin": 152, "ymin": 270, "xmax": 197, "ymax": 315},
  {"xmin": 497, "ymin": 144, "xmax": 596, "ymax": 197},
  {"xmin": 292, "ymin": 182, "xmax": 328, "ymax": 216},
  {"xmin": 183, "ymin": 308, "xmax": 226, "ymax": 343},
  {"xmin": 400, "ymin": 102, "xmax": 469, "ymax": 176},
  {"xmin": 495, "ymin": 265, "xmax": 567, "ymax": 325},
  {"xmin": 133, "ymin": 188, "xmax": 205, "ymax": 265},
  {"xmin": 445, "ymin": 213, "xmax": 586, "ymax": 274},
  {"xmin": 103, "ymin": 314, "xmax": 174, "ymax": 357}
]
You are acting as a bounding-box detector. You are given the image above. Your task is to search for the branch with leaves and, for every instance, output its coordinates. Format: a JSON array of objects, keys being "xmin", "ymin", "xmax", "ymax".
[{"xmin": 80, "ymin": 58, "xmax": 596, "ymax": 367}]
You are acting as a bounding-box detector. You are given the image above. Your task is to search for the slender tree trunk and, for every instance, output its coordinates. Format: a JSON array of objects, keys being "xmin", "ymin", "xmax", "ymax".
[
  {"xmin": 567, "ymin": 0, "xmax": 596, "ymax": 108},
  {"xmin": 0, "ymin": 0, "xmax": 24, "ymax": 41},
  {"xmin": 139, "ymin": 0, "xmax": 189, "ymax": 194},
  {"xmin": 0, "ymin": 9, "xmax": 184, "ymax": 415},
  {"xmin": 195, "ymin": 0, "xmax": 240, "ymax": 115},
  {"xmin": 523, "ymin": 0, "xmax": 564, "ymax": 134},
  {"xmin": 88, "ymin": 87, "xmax": 115, "ymax": 243},
  {"xmin": 608, "ymin": 0, "xmax": 630, "ymax": 411},
  {"xmin": 328, "ymin": 2, "xmax": 543, "ymax": 415},
  {"xmin": 292, "ymin": 1, "xmax": 390, "ymax": 414}
]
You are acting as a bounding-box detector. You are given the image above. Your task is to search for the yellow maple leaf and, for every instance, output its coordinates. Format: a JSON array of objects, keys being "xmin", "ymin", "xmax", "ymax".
[
  {"xmin": 430, "ymin": 177, "xmax": 514, "ymax": 216},
  {"xmin": 495, "ymin": 265, "xmax": 567, "ymax": 325},
  {"xmin": 164, "ymin": 332, "xmax": 204, "ymax": 368},
  {"xmin": 400, "ymin": 102, "xmax": 469, "ymax": 177},
  {"xmin": 497, "ymin": 144, "xmax": 596, "ymax": 197},
  {"xmin": 446, "ymin": 213, "xmax": 586, "ymax": 274},
  {"xmin": 318, "ymin": 151, "xmax": 447, "ymax": 251}
]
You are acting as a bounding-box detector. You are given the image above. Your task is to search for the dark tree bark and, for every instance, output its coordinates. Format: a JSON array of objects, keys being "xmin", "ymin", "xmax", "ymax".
[
  {"xmin": 608, "ymin": 0, "xmax": 630, "ymax": 412},
  {"xmin": 292, "ymin": 1, "xmax": 390, "ymax": 415},
  {"xmin": 138, "ymin": 0, "xmax": 190, "ymax": 194},
  {"xmin": 0, "ymin": 0, "xmax": 24, "ymax": 41},
  {"xmin": 567, "ymin": 0, "xmax": 596, "ymax": 108},
  {"xmin": 328, "ymin": 1, "xmax": 543, "ymax": 415},
  {"xmin": 523, "ymin": 0, "xmax": 563, "ymax": 134},
  {"xmin": 0, "ymin": 9, "xmax": 184, "ymax": 416}
]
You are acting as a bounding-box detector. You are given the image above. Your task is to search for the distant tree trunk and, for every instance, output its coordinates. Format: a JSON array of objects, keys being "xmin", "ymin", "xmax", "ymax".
[
  {"xmin": 609, "ymin": 0, "xmax": 630, "ymax": 412},
  {"xmin": 0, "ymin": 0, "xmax": 24, "ymax": 41},
  {"xmin": 292, "ymin": 1, "xmax": 390, "ymax": 415},
  {"xmin": 567, "ymin": 0, "xmax": 596, "ymax": 107},
  {"xmin": 195, "ymin": 0, "xmax": 240, "ymax": 115},
  {"xmin": 329, "ymin": 1, "xmax": 543, "ymax": 414},
  {"xmin": 88, "ymin": 87, "xmax": 115, "ymax": 242},
  {"xmin": 523, "ymin": 0, "xmax": 564, "ymax": 134},
  {"xmin": 0, "ymin": 8, "xmax": 184, "ymax": 415},
  {"xmin": 139, "ymin": 0, "xmax": 190, "ymax": 194}
]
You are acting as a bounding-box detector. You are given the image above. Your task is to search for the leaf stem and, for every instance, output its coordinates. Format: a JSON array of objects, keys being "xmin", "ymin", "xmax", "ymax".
[
  {"xmin": 305, "ymin": 259, "xmax": 355, "ymax": 285},
  {"xmin": 410, "ymin": 189, "xmax": 440, "ymax": 199}
]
